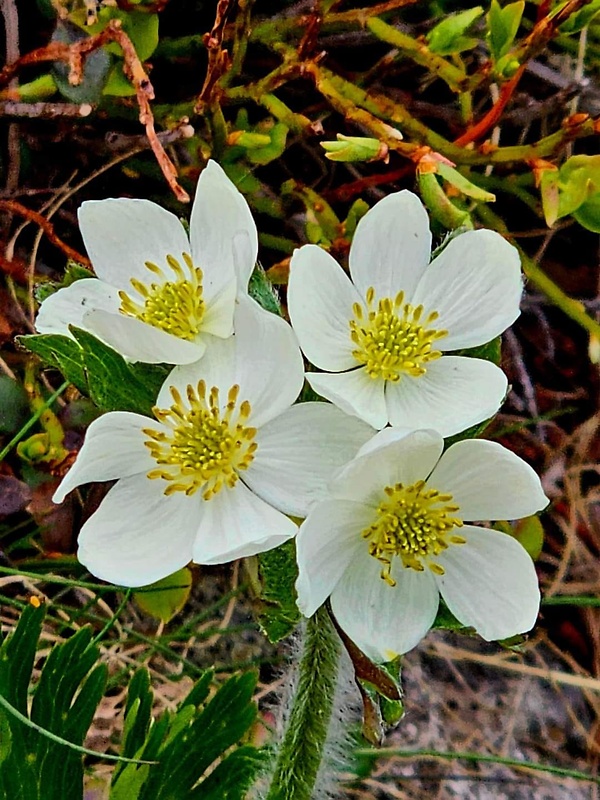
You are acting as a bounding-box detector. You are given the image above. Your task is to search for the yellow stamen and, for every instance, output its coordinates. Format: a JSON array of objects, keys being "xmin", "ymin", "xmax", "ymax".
[
  {"xmin": 142, "ymin": 381, "xmax": 257, "ymax": 499},
  {"xmin": 350, "ymin": 286, "xmax": 447, "ymax": 382},
  {"xmin": 361, "ymin": 479, "xmax": 464, "ymax": 584},
  {"xmin": 118, "ymin": 252, "xmax": 205, "ymax": 341}
]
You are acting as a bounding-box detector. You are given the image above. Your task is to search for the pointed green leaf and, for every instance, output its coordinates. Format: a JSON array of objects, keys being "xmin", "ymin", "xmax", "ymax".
[
  {"xmin": 427, "ymin": 7, "xmax": 484, "ymax": 55},
  {"xmin": 254, "ymin": 540, "xmax": 301, "ymax": 643},
  {"xmin": 487, "ymin": 0, "xmax": 525, "ymax": 61}
]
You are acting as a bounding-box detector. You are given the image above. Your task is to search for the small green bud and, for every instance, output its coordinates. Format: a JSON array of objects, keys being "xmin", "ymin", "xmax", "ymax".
[{"xmin": 321, "ymin": 134, "xmax": 388, "ymax": 163}]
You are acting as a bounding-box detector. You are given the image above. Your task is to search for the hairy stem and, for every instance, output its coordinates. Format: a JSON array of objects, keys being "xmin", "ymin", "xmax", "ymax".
[{"xmin": 266, "ymin": 606, "xmax": 341, "ymax": 800}]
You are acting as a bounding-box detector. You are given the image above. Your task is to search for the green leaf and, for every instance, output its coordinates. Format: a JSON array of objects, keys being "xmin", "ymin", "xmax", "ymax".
[
  {"xmin": 426, "ymin": 7, "xmax": 484, "ymax": 55},
  {"xmin": 78, "ymin": 9, "xmax": 159, "ymax": 61},
  {"xmin": 248, "ymin": 265, "xmax": 282, "ymax": 315},
  {"xmin": 432, "ymin": 599, "xmax": 471, "ymax": 632},
  {"xmin": 436, "ymin": 163, "xmax": 496, "ymax": 202},
  {"xmin": 20, "ymin": 333, "xmax": 88, "ymax": 394},
  {"xmin": 253, "ymin": 539, "xmax": 301, "ymax": 643},
  {"xmin": 70, "ymin": 327, "xmax": 163, "ymax": 415},
  {"xmin": 487, "ymin": 0, "xmax": 525, "ymax": 61},
  {"xmin": 0, "ymin": 375, "xmax": 29, "ymax": 435},
  {"xmin": 560, "ymin": 0, "xmax": 600, "ymax": 33},
  {"xmin": 247, "ymin": 122, "xmax": 289, "ymax": 165},
  {"xmin": 510, "ymin": 515, "xmax": 545, "ymax": 560},
  {"xmin": 189, "ymin": 745, "xmax": 269, "ymax": 799},
  {"xmin": 52, "ymin": 20, "xmax": 111, "ymax": 103},
  {"xmin": 0, "ymin": 709, "xmax": 12, "ymax": 765},
  {"xmin": 103, "ymin": 63, "xmax": 137, "ymax": 97},
  {"xmin": 573, "ymin": 193, "xmax": 600, "ymax": 233},
  {"xmin": 133, "ymin": 568, "xmax": 192, "ymax": 623}
]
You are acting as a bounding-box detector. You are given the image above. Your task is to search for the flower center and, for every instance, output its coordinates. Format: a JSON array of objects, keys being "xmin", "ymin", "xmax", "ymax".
[
  {"xmin": 361, "ymin": 480, "xmax": 465, "ymax": 585},
  {"xmin": 119, "ymin": 252, "xmax": 205, "ymax": 341},
  {"xmin": 142, "ymin": 381, "xmax": 257, "ymax": 500},
  {"xmin": 349, "ymin": 287, "xmax": 447, "ymax": 382}
]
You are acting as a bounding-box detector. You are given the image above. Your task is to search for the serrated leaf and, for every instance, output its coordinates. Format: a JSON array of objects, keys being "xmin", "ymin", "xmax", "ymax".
[
  {"xmin": 427, "ymin": 7, "xmax": 484, "ymax": 55},
  {"xmin": 70, "ymin": 327, "xmax": 163, "ymax": 415},
  {"xmin": 248, "ymin": 265, "xmax": 282, "ymax": 315},
  {"xmin": 255, "ymin": 539, "xmax": 301, "ymax": 643},
  {"xmin": 20, "ymin": 333, "xmax": 88, "ymax": 394},
  {"xmin": 487, "ymin": 0, "xmax": 525, "ymax": 61},
  {"xmin": 133, "ymin": 567, "xmax": 192, "ymax": 623}
]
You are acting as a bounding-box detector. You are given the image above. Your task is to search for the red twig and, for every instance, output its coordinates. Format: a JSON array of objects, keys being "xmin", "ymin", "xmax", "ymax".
[
  {"xmin": 454, "ymin": 64, "xmax": 525, "ymax": 147},
  {"xmin": 196, "ymin": 0, "xmax": 236, "ymax": 113},
  {"xmin": 0, "ymin": 200, "xmax": 91, "ymax": 266}
]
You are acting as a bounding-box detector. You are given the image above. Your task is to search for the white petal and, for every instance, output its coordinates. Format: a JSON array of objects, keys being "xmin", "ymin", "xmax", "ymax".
[
  {"xmin": 331, "ymin": 551, "xmax": 439, "ymax": 661},
  {"xmin": 330, "ymin": 429, "xmax": 444, "ymax": 508},
  {"xmin": 295, "ymin": 500, "xmax": 373, "ymax": 617},
  {"xmin": 160, "ymin": 297, "xmax": 304, "ymax": 428},
  {"xmin": 35, "ymin": 279, "xmax": 120, "ymax": 337},
  {"xmin": 349, "ymin": 191, "xmax": 432, "ymax": 302},
  {"xmin": 77, "ymin": 473, "xmax": 196, "ymax": 587},
  {"xmin": 190, "ymin": 160, "xmax": 257, "ymax": 292},
  {"xmin": 53, "ymin": 411, "xmax": 154, "ymax": 503},
  {"xmin": 288, "ymin": 245, "xmax": 361, "ymax": 371},
  {"xmin": 354, "ymin": 426, "xmax": 423, "ymax": 459},
  {"xmin": 435, "ymin": 525, "xmax": 540, "ymax": 640},
  {"xmin": 243, "ymin": 402, "xmax": 375, "ymax": 517},
  {"xmin": 412, "ymin": 229, "xmax": 522, "ymax": 350},
  {"xmin": 200, "ymin": 279, "xmax": 236, "ymax": 339},
  {"xmin": 385, "ymin": 356, "xmax": 508, "ymax": 437},
  {"xmin": 78, "ymin": 199, "xmax": 190, "ymax": 291},
  {"xmin": 191, "ymin": 480, "xmax": 297, "ymax": 565},
  {"xmin": 429, "ymin": 439, "xmax": 549, "ymax": 521},
  {"xmin": 83, "ymin": 309, "xmax": 204, "ymax": 365},
  {"xmin": 307, "ymin": 369, "xmax": 387, "ymax": 430}
]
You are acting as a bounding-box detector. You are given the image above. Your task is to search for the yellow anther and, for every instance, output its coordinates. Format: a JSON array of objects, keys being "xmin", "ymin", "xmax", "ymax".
[
  {"xmin": 361, "ymin": 480, "xmax": 465, "ymax": 583},
  {"xmin": 118, "ymin": 252, "xmax": 205, "ymax": 341},
  {"xmin": 350, "ymin": 286, "xmax": 447, "ymax": 382},
  {"xmin": 143, "ymin": 382, "xmax": 257, "ymax": 499}
]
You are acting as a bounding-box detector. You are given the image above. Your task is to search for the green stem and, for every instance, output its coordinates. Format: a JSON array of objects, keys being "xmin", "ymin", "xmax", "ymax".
[
  {"xmin": 266, "ymin": 606, "xmax": 341, "ymax": 800},
  {"xmin": 0, "ymin": 380, "xmax": 68, "ymax": 463},
  {"xmin": 354, "ymin": 746, "xmax": 600, "ymax": 784},
  {"xmin": 366, "ymin": 17, "xmax": 467, "ymax": 92}
]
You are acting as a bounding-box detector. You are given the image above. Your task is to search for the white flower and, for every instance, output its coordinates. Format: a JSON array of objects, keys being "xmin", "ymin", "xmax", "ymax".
[
  {"xmin": 288, "ymin": 191, "xmax": 523, "ymax": 435},
  {"xmin": 295, "ymin": 427, "xmax": 548, "ymax": 662},
  {"xmin": 36, "ymin": 160, "xmax": 258, "ymax": 365},
  {"xmin": 53, "ymin": 298, "xmax": 375, "ymax": 587}
]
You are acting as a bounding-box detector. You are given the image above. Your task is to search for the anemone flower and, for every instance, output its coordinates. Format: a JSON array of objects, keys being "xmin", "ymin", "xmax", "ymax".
[
  {"xmin": 53, "ymin": 298, "xmax": 375, "ymax": 587},
  {"xmin": 295, "ymin": 427, "xmax": 548, "ymax": 661},
  {"xmin": 288, "ymin": 191, "xmax": 522, "ymax": 435},
  {"xmin": 36, "ymin": 160, "xmax": 257, "ymax": 364}
]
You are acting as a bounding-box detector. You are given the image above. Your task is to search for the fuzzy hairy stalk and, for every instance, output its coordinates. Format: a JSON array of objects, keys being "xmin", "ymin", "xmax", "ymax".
[{"xmin": 266, "ymin": 606, "xmax": 341, "ymax": 800}]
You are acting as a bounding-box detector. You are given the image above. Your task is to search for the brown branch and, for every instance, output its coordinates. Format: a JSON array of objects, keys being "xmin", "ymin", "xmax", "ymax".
[
  {"xmin": 0, "ymin": 20, "xmax": 189, "ymax": 203},
  {"xmin": 0, "ymin": 200, "xmax": 91, "ymax": 266},
  {"xmin": 196, "ymin": 0, "xmax": 236, "ymax": 114},
  {"xmin": 0, "ymin": 101, "xmax": 93, "ymax": 118}
]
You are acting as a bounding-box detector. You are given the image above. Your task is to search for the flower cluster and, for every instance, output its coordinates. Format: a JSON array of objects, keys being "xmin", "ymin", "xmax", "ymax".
[{"xmin": 41, "ymin": 160, "xmax": 548, "ymax": 660}]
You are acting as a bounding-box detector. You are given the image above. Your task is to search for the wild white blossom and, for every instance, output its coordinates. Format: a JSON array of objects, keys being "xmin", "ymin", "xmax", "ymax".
[
  {"xmin": 288, "ymin": 191, "xmax": 522, "ymax": 435},
  {"xmin": 295, "ymin": 427, "xmax": 548, "ymax": 661},
  {"xmin": 53, "ymin": 298, "xmax": 375, "ymax": 587},
  {"xmin": 36, "ymin": 160, "xmax": 258, "ymax": 364}
]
